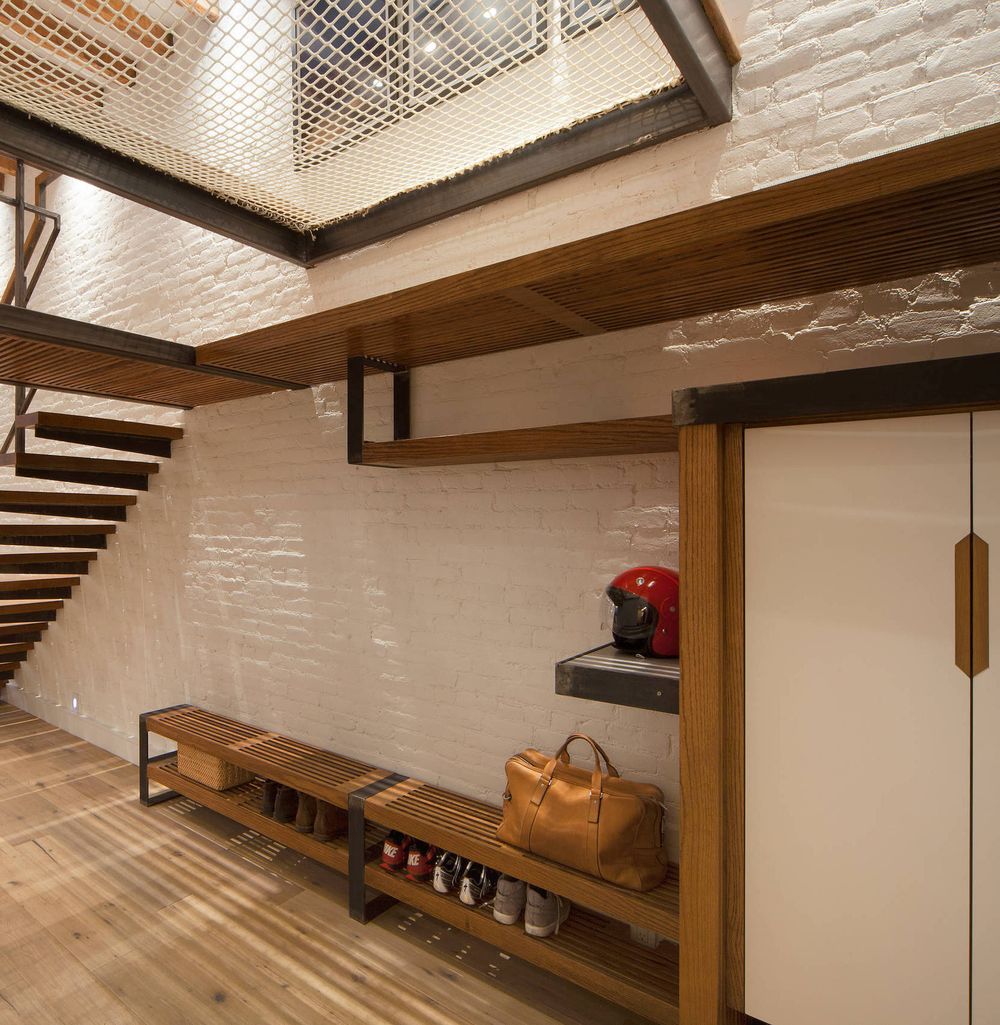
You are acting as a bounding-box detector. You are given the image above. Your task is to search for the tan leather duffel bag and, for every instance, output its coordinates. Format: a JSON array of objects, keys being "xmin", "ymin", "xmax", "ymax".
[{"xmin": 496, "ymin": 733, "xmax": 668, "ymax": 891}]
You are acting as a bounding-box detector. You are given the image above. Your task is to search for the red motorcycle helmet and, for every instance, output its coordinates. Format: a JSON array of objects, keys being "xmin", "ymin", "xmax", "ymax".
[{"xmin": 606, "ymin": 566, "xmax": 679, "ymax": 658}]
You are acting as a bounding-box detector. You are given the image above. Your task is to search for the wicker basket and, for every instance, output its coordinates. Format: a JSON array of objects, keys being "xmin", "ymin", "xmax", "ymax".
[{"xmin": 177, "ymin": 744, "xmax": 255, "ymax": 791}]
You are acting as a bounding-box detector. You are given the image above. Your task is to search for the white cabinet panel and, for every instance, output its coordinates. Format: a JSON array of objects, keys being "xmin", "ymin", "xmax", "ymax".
[
  {"xmin": 745, "ymin": 415, "xmax": 970, "ymax": 1025},
  {"xmin": 973, "ymin": 410, "xmax": 1000, "ymax": 1025}
]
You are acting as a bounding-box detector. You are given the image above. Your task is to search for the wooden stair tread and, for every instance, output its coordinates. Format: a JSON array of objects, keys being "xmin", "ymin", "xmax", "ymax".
[
  {"xmin": 0, "ymin": 641, "xmax": 33, "ymax": 653},
  {"xmin": 362, "ymin": 415, "xmax": 679, "ymax": 468},
  {"xmin": 0, "ymin": 522, "xmax": 116, "ymax": 534},
  {"xmin": 0, "ymin": 598, "xmax": 63, "ymax": 612},
  {"xmin": 0, "ymin": 663, "xmax": 19, "ymax": 672},
  {"xmin": 16, "ymin": 411, "xmax": 183, "ymax": 441},
  {"xmin": 145, "ymin": 706, "xmax": 375, "ymax": 807},
  {"xmin": 0, "ymin": 453, "xmax": 160, "ymax": 474},
  {"xmin": 0, "ymin": 523, "xmax": 117, "ymax": 547},
  {"xmin": 0, "ymin": 574, "xmax": 81, "ymax": 589},
  {"xmin": 0, "ymin": 491, "xmax": 137, "ymax": 506},
  {"xmin": 0, "ymin": 621, "xmax": 48, "ymax": 634},
  {"xmin": 0, "ymin": 550, "xmax": 98, "ymax": 563},
  {"xmin": 144, "ymin": 705, "xmax": 678, "ymax": 938}
]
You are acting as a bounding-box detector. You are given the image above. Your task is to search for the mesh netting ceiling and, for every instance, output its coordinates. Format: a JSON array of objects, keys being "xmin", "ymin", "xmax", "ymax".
[{"xmin": 0, "ymin": 0, "xmax": 679, "ymax": 230}]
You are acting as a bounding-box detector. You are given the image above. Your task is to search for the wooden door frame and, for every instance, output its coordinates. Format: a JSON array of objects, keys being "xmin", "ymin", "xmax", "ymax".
[
  {"xmin": 679, "ymin": 422, "xmax": 745, "ymax": 1025},
  {"xmin": 676, "ymin": 354, "xmax": 1000, "ymax": 1025}
]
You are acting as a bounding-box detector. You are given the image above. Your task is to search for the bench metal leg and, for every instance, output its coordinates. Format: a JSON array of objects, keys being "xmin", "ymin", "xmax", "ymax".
[
  {"xmin": 138, "ymin": 706, "xmax": 190, "ymax": 806},
  {"xmin": 348, "ymin": 772, "xmax": 407, "ymax": 923}
]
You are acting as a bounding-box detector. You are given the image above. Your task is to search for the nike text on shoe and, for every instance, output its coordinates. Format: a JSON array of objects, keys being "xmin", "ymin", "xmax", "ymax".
[
  {"xmin": 380, "ymin": 831, "xmax": 411, "ymax": 872},
  {"xmin": 405, "ymin": 841, "xmax": 438, "ymax": 882}
]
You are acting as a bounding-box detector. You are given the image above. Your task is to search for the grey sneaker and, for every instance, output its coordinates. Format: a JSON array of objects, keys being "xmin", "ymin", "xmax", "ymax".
[
  {"xmin": 524, "ymin": 885, "xmax": 570, "ymax": 938},
  {"xmin": 492, "ymin": 875, "xmax": 527, "ymax": 925}
]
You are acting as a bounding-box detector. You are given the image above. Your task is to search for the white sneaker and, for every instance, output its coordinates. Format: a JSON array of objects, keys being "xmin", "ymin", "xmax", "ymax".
[
  {"xmin": 492, "ymin": 875, "xmax": 527, "ymax": 925},
  {"xmin": 524, "ymin": 885, "xmax": 570, "ymax": 938}
]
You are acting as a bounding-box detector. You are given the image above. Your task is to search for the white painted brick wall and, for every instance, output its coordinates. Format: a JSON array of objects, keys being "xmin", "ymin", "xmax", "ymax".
[{"xmin": 3, "ymin": 0, "xmax": 1000, "ymax": 859}]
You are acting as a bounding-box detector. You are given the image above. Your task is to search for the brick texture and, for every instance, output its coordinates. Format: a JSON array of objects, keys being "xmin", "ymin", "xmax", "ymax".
[{"xmin": 1, "ymin": 0, "xmax": 998, "ymax": 858}]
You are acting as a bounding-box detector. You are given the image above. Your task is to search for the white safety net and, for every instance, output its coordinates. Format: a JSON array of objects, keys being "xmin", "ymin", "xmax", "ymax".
[{"xmin": 0, "ymin": 0, "xmax": 680, "ymax": 230}]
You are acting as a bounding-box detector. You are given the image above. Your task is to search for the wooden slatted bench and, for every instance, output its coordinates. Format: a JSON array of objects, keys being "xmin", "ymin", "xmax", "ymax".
[{"xmin": 140, "ymin": 704, "xmax": 679, "ymax": 1024}]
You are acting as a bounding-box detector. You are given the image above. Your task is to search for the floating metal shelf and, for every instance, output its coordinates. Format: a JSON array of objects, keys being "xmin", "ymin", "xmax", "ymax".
[{"xmin": 556, "ymin": 643, "xmax": 679, "ymax": 714}]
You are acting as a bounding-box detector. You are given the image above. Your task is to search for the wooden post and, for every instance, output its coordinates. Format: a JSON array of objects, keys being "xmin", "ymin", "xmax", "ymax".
[{"xmin": 679, "ymin": 423, "xmax": 745, "ymax": 1025}]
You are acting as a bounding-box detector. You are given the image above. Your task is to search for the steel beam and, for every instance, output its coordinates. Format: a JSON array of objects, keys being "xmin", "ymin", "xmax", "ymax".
[
  {"xmin": 672, "ymin": 352, "xmax": 1000, "ymax": 427},
  {"xmin": 0, "ymin": 104, "xmax": 309, "ymax": 265},
  {"xmin": 309, "ymin": 87, "xmax": 707, "ymax": 263},
  {"xmin": 635, "ymin": 0, "xmax": 733, "ymax": 124},
  {"xmin": 0, "ymin": 88, "xmax": 707, "ymax": 266},
  {"xmin": 0, "ymin": 305, "xmax": 305, "ymax": 391}
]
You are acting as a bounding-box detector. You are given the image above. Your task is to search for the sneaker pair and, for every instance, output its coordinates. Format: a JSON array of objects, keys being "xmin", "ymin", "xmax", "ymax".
[
  {"xmin": 432, "ymin": 851, "xmax": 499, "ymax": 906},
  {"xmin": 432, "ymin": 851, "xmax": 467, "ymax": 894},
  {"xmin": 379, "ymin": 832, "xmax": 437, "ymax": 882},
  {"xmin": 493, "ymin": 876, "xmax": 570, "ymax": 938}
]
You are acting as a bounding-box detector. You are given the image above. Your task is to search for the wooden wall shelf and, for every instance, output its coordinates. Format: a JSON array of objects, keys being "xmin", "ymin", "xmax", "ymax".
[
  {"xmin": 556, "ymin": 643, "xmax": 680, "ymax": 713},
  {"xmin": 361, "ymin": 415, "xmax": 678, "ymax": 468}
]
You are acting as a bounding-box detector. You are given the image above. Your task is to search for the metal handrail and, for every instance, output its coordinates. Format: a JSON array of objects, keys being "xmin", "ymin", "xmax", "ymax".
[
  {"xmin": 0, "ymin": 157, "xmax": 59, "ymax": 456},
  {"xmin": 1, "ymin": 386, "xmax": 36, "ymax": 455}
]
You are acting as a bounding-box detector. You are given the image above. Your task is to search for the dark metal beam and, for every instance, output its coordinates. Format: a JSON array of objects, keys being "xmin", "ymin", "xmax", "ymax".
[
  {"xmin": 308, "ymin": 86, "xmax": 707, "ymax": 264},
  {"xmin": 672, "ymin": 352, "xmax": 1000, "ymax": 427},
  {"xmin": 635, "ymin": 0, "xmax": 733, "ymax": 124},
  {"xmin": 0, "ymin": 305, "xmax": 304, "ymax": 391},
  {"xmin": 0, "ymin": 83, "xmax": 715, "ymax": 267},
  {"xmin": 0, "ymin": 104, "xmax": 310, "ymax": 265}
]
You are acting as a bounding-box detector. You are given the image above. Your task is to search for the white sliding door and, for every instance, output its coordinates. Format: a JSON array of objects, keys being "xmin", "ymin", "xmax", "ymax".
[
  {"xmin": 745, "ymin": 414, "xmax": 971, "ymax": 1025},
  {"xmin": 973, "ymin": 410, "xmax": 1000, "ymax": 1025}
]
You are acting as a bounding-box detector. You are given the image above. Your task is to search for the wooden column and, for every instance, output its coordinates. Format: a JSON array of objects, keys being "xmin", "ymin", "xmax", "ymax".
[{"xmin": 679, "ymin": 423, "xmax": 744, "ymax": 1025}]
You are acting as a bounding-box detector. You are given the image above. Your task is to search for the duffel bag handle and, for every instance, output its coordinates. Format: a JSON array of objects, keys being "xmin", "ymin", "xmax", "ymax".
[
  {"xmin": 533, "ymin": 734, "xmax": 620, "ymax": 827},
  {"xmin": 554, "ymin": 733, "xmax": 620, "ymax": 778}
]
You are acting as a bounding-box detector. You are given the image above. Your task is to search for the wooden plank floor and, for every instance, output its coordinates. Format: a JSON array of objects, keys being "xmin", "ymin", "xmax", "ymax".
[{"xmin": 0, "ymin": 703, "xmax": 645, "ymax": 1025}]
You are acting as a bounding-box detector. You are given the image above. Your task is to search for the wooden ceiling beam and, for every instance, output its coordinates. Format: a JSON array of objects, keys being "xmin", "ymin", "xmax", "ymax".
[
  {"xmin": 0, "ymin": 0, "xmax": 138, "ymax": 84},
  {"xmin": 196, "ymin": 122, "xmax": 1000, "ymax": 388},
  {"xmin": 59, "ymin": 0, "xmax": 173, "ymax": 56}
]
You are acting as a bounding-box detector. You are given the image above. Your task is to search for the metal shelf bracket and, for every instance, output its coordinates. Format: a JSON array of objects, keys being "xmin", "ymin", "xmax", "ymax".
[{"xmin": 347, "ymin": 355, "xmax": 411, "ymax": 465}]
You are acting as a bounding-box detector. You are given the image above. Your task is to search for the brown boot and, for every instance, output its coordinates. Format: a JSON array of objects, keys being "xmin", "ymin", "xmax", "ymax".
[
  {"xmin": 314, "ymin": 801, "xmax": 347, "ymax": 841},
  {"xmin": 295, "ymin": 793, "xmax": 317, "ymax": 833},
  {"xmin": 273, "ymin": 785, "xmax": 298, "ymax": 824},
  {"xmin": 261, "ymin": 780, "xmax": 279, "ymax": 817}
]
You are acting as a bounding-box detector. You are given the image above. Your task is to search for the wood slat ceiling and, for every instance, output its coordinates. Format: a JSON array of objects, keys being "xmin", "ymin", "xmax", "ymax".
[
  {"xmin": 197, "ymin": 122, "xmax": 1000, "ymax": 386},
  {"xmin": 0, "ymin": 334, "xmax": 281, "ymax": 407}
]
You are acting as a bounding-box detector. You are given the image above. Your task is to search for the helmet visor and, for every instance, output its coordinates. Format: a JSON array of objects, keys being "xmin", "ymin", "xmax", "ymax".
[{"xmin": 607, "ymin": 587, "xmax": 658, "ymax": 647}]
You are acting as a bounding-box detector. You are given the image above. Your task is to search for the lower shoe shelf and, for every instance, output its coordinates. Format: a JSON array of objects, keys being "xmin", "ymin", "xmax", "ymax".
[
  {"xmin": 147, "ymin": 760, "xmax": 352, "ymax": 875},
  {"xmin": 366, "ymin": 863, "xmax": 679, "ymax": 1025}
]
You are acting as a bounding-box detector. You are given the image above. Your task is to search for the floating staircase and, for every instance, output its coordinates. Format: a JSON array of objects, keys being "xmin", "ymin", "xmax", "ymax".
[{"xmin": 0, "ymin": 410, "xmax": 182, "ymax": 690}]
